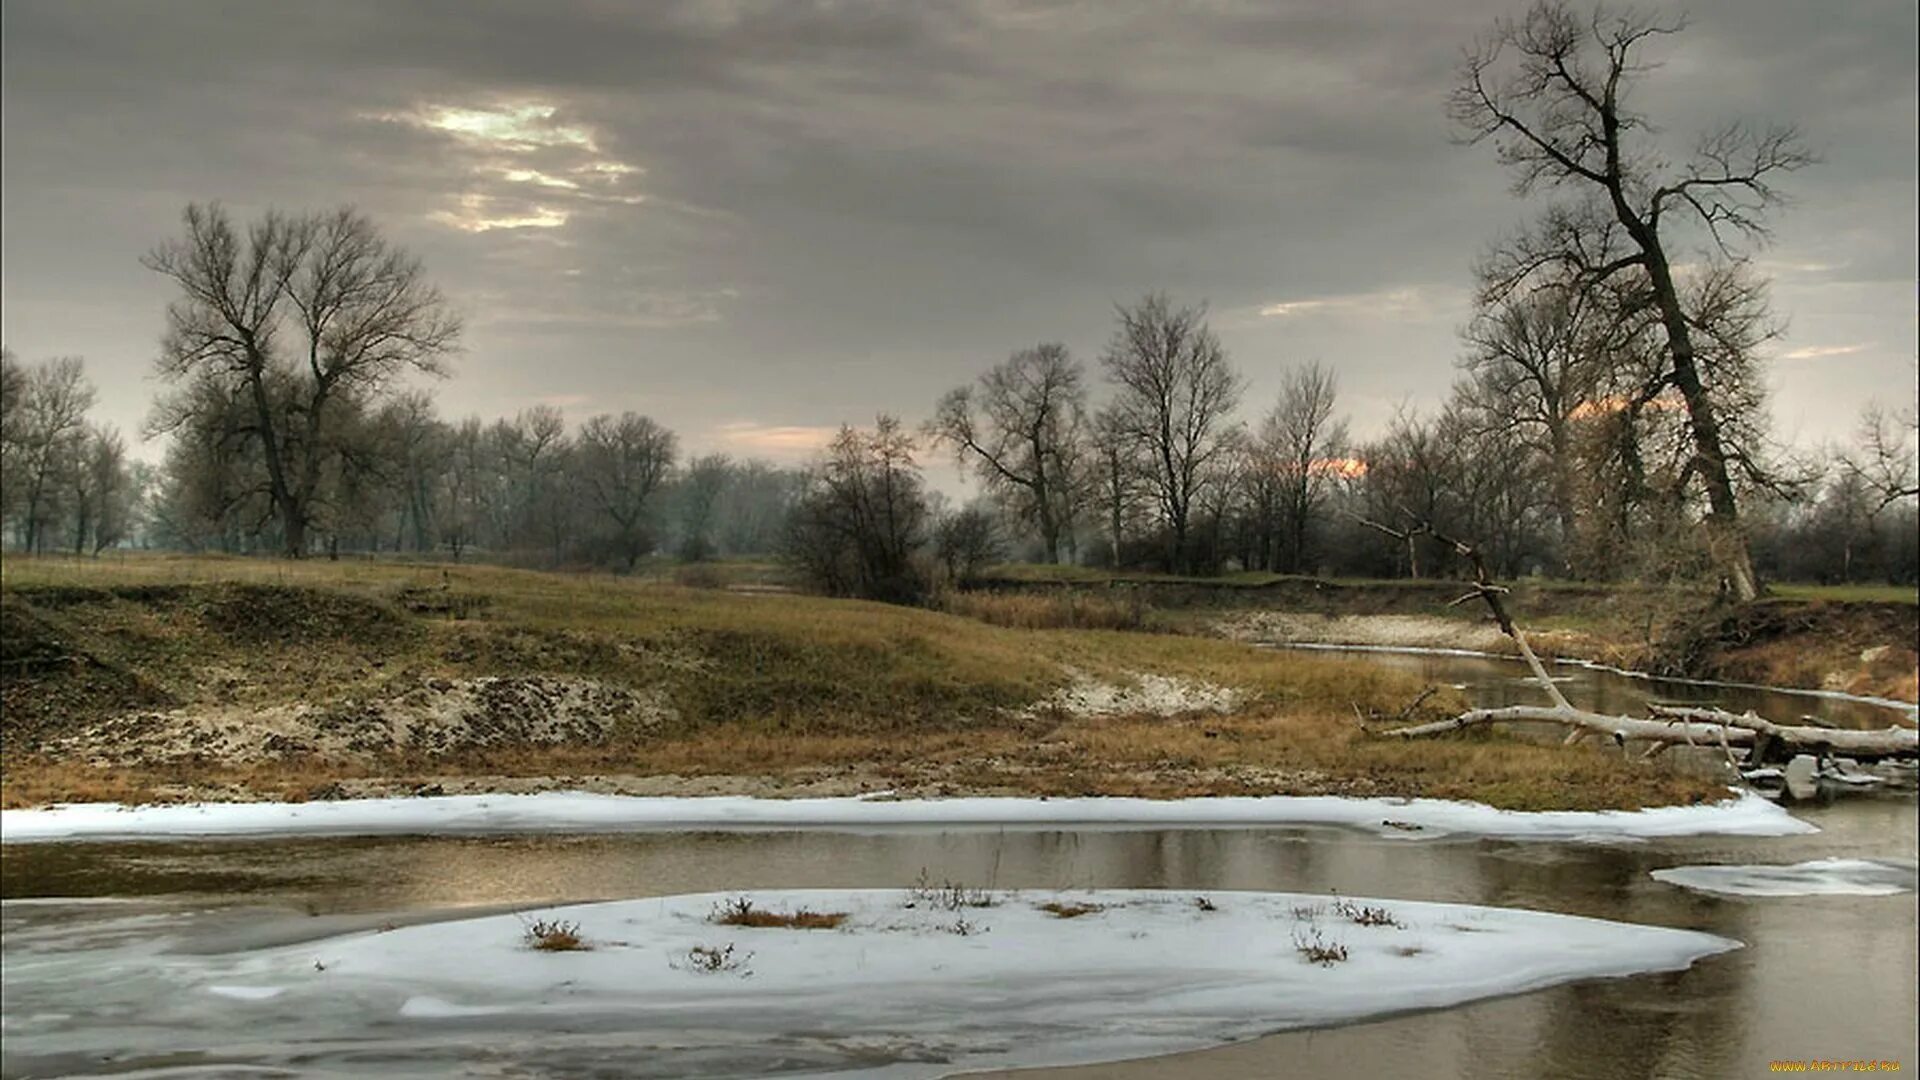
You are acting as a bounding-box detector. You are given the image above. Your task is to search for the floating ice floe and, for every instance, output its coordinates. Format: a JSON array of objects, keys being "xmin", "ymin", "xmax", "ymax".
[
  {"xmin": 63, "ymin": 888, "xmax": 1738, "ymax": 1079},
  {"xmin": 0, "ymin": 790, "xmax": 1813, "ymax": 844},
  {"xmin": 1652, "ymin": 858, "xmax": 1917, "ymax": 898}
]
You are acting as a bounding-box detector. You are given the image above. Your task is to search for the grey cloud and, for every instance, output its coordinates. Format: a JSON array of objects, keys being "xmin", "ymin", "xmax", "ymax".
[{"xmin": 2, "ymin": 0, "xmax": 1913, "ymax": 466}]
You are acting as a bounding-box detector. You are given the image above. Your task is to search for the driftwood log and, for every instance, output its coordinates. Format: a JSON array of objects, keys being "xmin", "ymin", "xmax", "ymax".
[{"xmin": 1363, "ymin": 522, "xmax": 1919, "ymax": 771}]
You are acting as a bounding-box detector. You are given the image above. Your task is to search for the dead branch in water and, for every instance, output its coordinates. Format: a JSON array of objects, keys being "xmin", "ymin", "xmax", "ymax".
[{"xmin": 1360, "ymin": 523, "xmax": 1918, "ymax": 773}]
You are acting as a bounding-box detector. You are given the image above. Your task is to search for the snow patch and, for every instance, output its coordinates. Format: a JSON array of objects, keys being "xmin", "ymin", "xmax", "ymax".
[
  {"xmin": 174, "ymin": 888, "xmax": 1737, "ymax": 1078},
  {"xmin": 1652, "ymin": 858, "xmax": 1916, "ymax": 898},
  {"xmin": 0, "ymin": 790, "xmax": 1811, "ymax": 844}
]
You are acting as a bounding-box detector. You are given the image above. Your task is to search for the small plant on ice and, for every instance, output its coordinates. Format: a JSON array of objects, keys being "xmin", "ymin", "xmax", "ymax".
[
  {"xmin": 1293, "ymin": 927, "xmax": 1349, "ymax": 966},
  {"xmin": 710, "ymin": 896, "xmax": 848, "ymax": 929},
  {"xmin": 521, "ymin": 918, "xmax": 589, "ymax": 952},
  {"xmin": 1289, "ymin": 901, "xmax": 1326, "ymax": 922},
  {"xmin": 1331, "ymin": 897, "xmax": 1403, "ymax": 928},
  {"xmin": 674, "ymin": 943, "xmax": 754, "ymax": 976},
  {"xmin": 944, "ymin": 915, "xmax": 986, "ymax": 937},
  {"xmin": 1194, "ymin": 895, "xmax": 1218, "ymax": 913},
  {"xmin": 1037, "ymin": 900, "xmax": 1104, "ymax": 919},
  {"xmin": 906, "ymin": 868, "xmax": 997, "ymax": 911}
]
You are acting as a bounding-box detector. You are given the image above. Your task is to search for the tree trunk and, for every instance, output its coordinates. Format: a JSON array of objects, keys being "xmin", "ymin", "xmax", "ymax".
[{"xmin": 1625, "ymin": 223, "xmax": 1762, "ymax": 602}]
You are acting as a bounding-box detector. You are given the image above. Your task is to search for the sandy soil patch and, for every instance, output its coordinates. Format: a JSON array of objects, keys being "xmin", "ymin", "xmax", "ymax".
[
  {"xmin": 44, "ymin": 676, "xmax": 673, "ymax": 766},
  {"xmin": 1022, "ymin": 669, "xmax": 1243, "ymax": 720}
]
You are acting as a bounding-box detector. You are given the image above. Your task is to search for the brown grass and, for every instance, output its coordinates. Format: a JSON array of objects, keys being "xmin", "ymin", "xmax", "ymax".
[
  {"xmin": 942, "ymin": 590, "xmax": 1157, "ymax": 632},
  {"xmin": 1036, "ymin": 901, "xmax": 1105, "ymax": 918},
  {"xmin": 710, "ymin": 896, "xmax": 848, "ymax": 930},
  {"xmin": 0, "ymin": 553, "xmax": 1732, "ymax": 812}
]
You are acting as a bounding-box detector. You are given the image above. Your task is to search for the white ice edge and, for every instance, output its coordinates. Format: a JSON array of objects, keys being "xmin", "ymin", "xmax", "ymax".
[
  {"xmin": 143, "ymin": 887, "xmax": 1741, "ymax": 1079},
  {"xmin": 1652, "ymin": 857, "xmax": 1918, "ymax": 898},
  {"xmin": 0, "ymin": 790, "xmax": 1812, "ymax": 844},
  {"xmin": 1265, "ymin": 642, "xmax": 1920, "ymax": 716}
]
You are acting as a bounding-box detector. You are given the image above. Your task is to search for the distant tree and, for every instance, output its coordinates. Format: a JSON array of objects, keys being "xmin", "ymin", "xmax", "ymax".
[
  {"xmin": 69, "ymin": 424, "xmax": 136, "ymax": 554},
  {"xmin": 9, "ymin": 357, "xmax": 95, "ymax": 552},
  {"xmin": 576, "ymin": 412, "xmax": 676, "ymax": 571},
  {"xmin": 1099, "ymin": 293, "xmax": 1244, "ymax": 573},
  {"xmin": 933, "ymin": 504, "xmax": 1003, "ymax": 587},
  {"xmin": 1258, "ymin": 362, "xmax": 1350, "ymax": 573},
  {"xmin": 675, "ymin": 454, "xmax": 733, "ymax": 562},
  {"xmin": 1845, "ymin": 398, "xmax": 1920, "ymax": 512},
  {"xmin": 784, "ymin": 416, "xmax": 930, "ymax": 603},
  {"xmin": 0, "ymin": 348, "xmax": 26, "ymax": 527},
  {"xmin": 1453, "ymin": 1, "xmax": 1813, "ymax": 600},
  {"xmin": 930, "ymin": 344, "xmax": 1089, "ymax": 564},
  {"xmin": 1459, "ymin": 283, "xmax": 1606, "ymax": 563},
  {"xmin": 144, "ymin": 204, "xmax": 461, "ymax": 557}
]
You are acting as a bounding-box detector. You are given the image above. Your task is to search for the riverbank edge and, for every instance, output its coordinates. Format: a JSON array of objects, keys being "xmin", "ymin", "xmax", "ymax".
[{"xmin": 0, "ymin": 789, "xmax": 1811, "ymax": 844}]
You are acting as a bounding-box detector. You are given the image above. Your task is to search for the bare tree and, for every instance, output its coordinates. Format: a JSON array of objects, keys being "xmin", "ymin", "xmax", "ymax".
[
  {"xmin": 785, "ymin": 416, "xmax": 930, "ymax": 603},
  {"xmin": 933, "ymin": 503, "xmax": 1003, "ymax": 587},
  {"xmin": 1452, "ymin": 1, "xmax": 1814, "ymax": 601},
  {"xmin": 576, "ymin": 412, "xmax": 676, "ymax": 570},
  {"xmin": 930, "ymin": 344, "xmax": 1088, "ymax": 564},
  {"xmin": 0, "ymin": 348, "xmax": 25, "ymax": 528},
  {"xmin": 10, "ymin": 357, "xmax": 95, "ymax": 552},
  {"xmin": 676, "ymin": 453, "xmax": 733, "ymax": 562},
  {"xmin": 69, "ymin": 424, "xmax": 136, "ymax": 554},
  {"xmin": 1100, "ymin": 293, "xmax": 1244, "ymax": 573},
  {"xmin": 1845, "ymin": 399, "xmax": 1920, "ymax": 512},
  {"xmin": 1257, "ymin": 362, "xmax": 1350, "ymax": 573},
  {"xmin": 145, "ymin": 204, "xmax": 461, "ymax": 557}
]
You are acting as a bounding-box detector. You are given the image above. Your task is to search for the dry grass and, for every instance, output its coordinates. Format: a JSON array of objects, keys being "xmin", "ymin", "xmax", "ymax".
[
  {"xmin": 941, "ymin": 590, "xmax": 1158, "ymax": 632},
  {"xmin": 522, "ymin": 918, "xmax": 588, "ymax": 951},
  {"xmin": 1036, "ymin": 901, "xmax": 1105, "ymax": 918},
  {"xmin": 1294, "ymin": 927, "xmax": 1349, "ymax": 966},
  {"xmin": 1332, "ymin": 898, "xmax": 1403, "ymax": 928},
  {"xmin": 710, "ymin": 896, "xmax": 849, "ymax": 930},
  {"xmin": 0, "ymin": 552, "xmax": 1733, "ymax": 811}
]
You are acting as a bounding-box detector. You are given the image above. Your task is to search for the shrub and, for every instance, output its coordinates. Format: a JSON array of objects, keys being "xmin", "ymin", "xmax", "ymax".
[
  {"xmin": 675, "ymin": 942, "xmax": 752, "ymax": 975},
  {"xmin": 521, "ymin": 918, "xmax": 588, "ymax": 952},
  {"xmin": 1293, "ymin": 927, "xmax": 1349, "ymax": 966}
]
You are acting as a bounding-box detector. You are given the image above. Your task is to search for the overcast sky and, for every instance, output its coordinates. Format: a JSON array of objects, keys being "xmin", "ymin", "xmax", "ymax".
[{"xmin": 3, "ymin": 0, "xmax": 1913, "ymax": 487}]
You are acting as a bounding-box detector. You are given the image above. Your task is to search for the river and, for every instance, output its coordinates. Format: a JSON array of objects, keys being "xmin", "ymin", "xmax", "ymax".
[{"xmin": 3, "ymin": 651, "xmax": 1915, "ymax": 1079}]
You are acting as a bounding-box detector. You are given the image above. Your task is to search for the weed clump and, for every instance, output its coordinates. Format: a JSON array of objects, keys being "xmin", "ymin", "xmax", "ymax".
[
  {"xmin": 1036, "ymin": 901, "xmax": 1105, "ymax": 919},
  {"xmin": 1294, "ymin": 927, "xmax": 1349, "ymax": 966},
  {"xmin": 521, "ymin": 918, "xmax": 588, "ymax": 952},
  {"xmin": 710, "ymin": 896, "xmax": 848, "ymax": 930},
  {"xmin": 1332, "ymin": 897, "xmax": 1403, "ymax": 928},
  {"xmin": 675, "ymin": 943, "xmax": 752, "ymax": 975},
  {"xmin": 906, "ymin": 869, "xmax": 997, "ymax": 911},
  {"xmin": 1194, "ymin": 895, "xmax": 1218, "ymax": 912}
]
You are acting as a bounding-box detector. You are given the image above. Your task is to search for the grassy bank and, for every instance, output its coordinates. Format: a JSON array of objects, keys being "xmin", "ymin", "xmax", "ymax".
[
  {"xmin": 1, "ymin": 553, "xmax": 1728, "ymax": 811},
  {"xmin": 960, "ymin": 565, "xmax": 1919, "ymax": 702}
]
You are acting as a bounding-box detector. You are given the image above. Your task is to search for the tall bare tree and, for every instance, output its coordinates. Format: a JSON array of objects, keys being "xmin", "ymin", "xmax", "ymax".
[
  {"xmin": 1100, "ymin": 293, "xmax": 1244, "ymax": 572},
  {"xmin": 145, "ymin": 204, "xmax": 461, "ymax": 556},
  {"xmin": 1452, "ymin": 1, "xmax": 1814, "ymax": 601},
  {"xmin": 576, "ymin": 412, "xmax": 676, "ymax": 570},
  {"xmin": 930, "ymin": 343, "xmax": 1088, "ymax": 564},
  {"xmin": 9, "ymin": 356, "xmax": 95, "ymax": 552},
  {"xmin": 1257, "ymin": 362, "xmax": 1350, "ymax": 573}
]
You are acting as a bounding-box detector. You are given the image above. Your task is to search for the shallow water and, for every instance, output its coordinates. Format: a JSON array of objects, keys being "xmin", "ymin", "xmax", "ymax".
[{"xmin": 2, "ymin": 652, "xmax": 1915, "ymax": 1078}]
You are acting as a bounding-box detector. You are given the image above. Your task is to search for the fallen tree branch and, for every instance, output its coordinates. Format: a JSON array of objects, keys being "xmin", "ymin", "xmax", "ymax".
[
  {"xmin": 1376, "ymin": 704, "xmax": 1916, "ymax": 761},
  {"xmin": 1356, "ymin": 521, "xmax": 1919, "ymax": 773}
]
